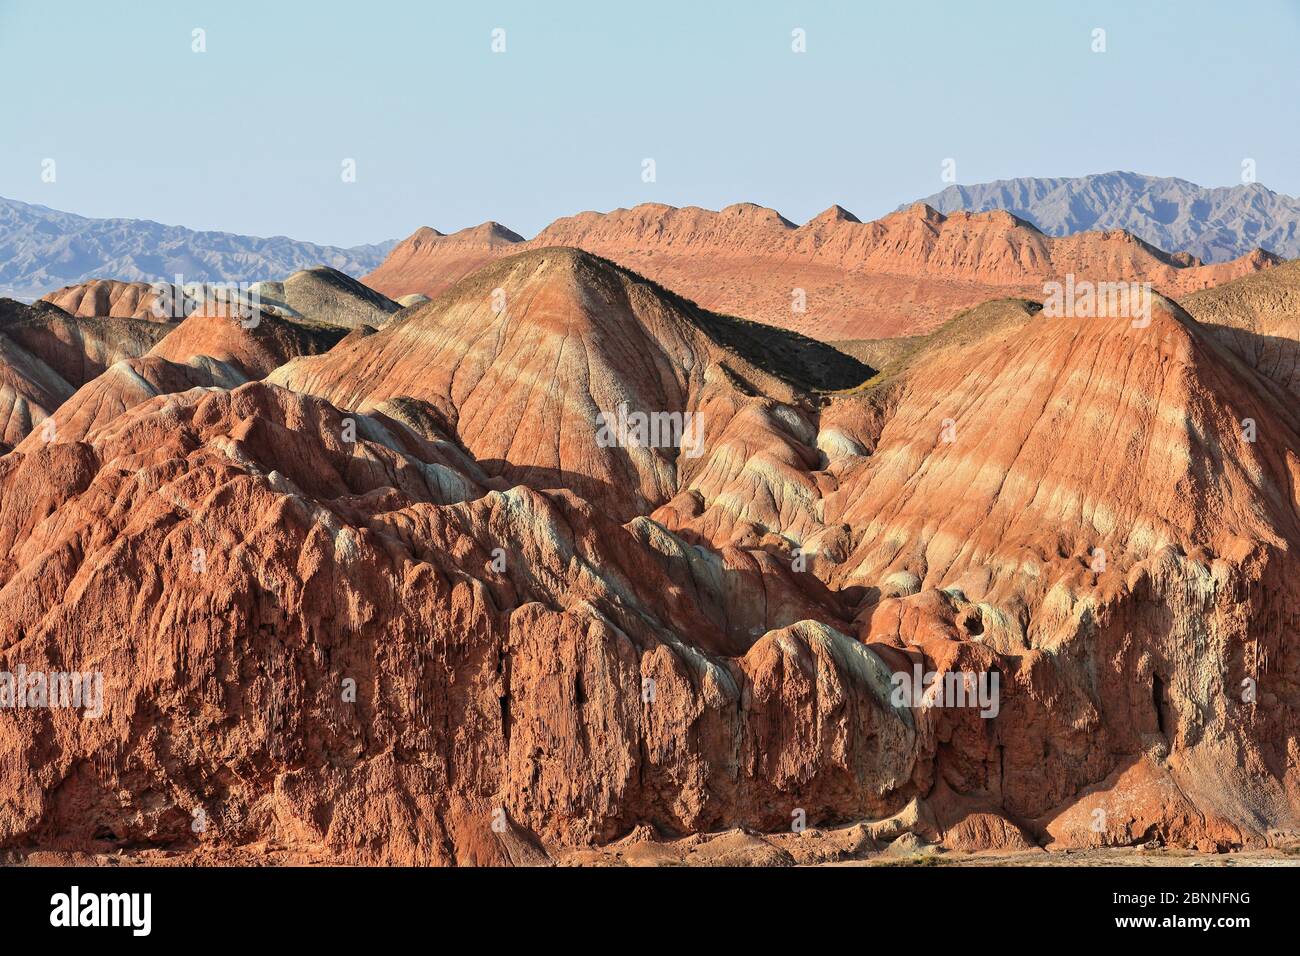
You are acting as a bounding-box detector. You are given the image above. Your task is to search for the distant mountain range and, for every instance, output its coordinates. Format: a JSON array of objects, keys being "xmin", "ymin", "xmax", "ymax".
[
  {"xmin": 913, "ymin": 172, "xmax": 1300, "ymax": 263},
  {"xmin": 0, "ymin": 195, "xmax": 397, "ymax": 301}
]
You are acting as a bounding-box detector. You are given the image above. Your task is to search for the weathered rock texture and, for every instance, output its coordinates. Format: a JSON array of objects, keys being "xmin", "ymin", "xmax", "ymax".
[
  {"xmin": 273, "ymin": 248, "xmax": 869, "ymax": 519},
  {"xmin": 41, "ymin": 280, "xmax": 164, "ymax": 321},
  {"xmin": 1183, "ymin": 259, "xmax": 1300, "ymax": 399},
  {"xmin": 249, "ymin": 267, "xmax": 402, "ymax": 329},
  {"xmin": 20, "ymin": 305, "xmax": 347, "ymax": 449},
  {"xmin": 0, "ymin": 298, "xmax": 171, "ymax": 452},
  {"xmin": 1, "ymin": 247, "xmax": 1297, "ymax": 864},
  {"xmin": 0, "ymin": 299, "xmax": 172, "ymax": 389}
]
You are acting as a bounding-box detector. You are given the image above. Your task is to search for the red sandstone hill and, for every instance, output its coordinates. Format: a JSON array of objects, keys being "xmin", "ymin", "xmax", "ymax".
[
  {"xmin": 374, "ymin": 222, "xmax": 525, "ymax": 292},
  {"xmin": 1, "ymin": 247, "xmax": 1299, "ymax": 864},
  {"xmin": 1, "ymin": 298, "xmax": 172, "ymax": 387},
  {"xmin": 41, "ymin": 279, "xmax": 163, "ymax": 320},
  {"xmin": 652, "ymin": 284, "xmax": 1300, "ymax": 849},
  {"xmin": 0, "ymin": 298, "xmax": 171, "ymax": 450},
  {"xmin": 363, "ymin": 203, "xmax": 1280, "ymax": 340},
  {"xmin": 43, "ymin": 269, "xmax": 402, "ymax": 330},
  {"xmin": 0, "ymin": 330, "xmax": 73, "ymax": 451},
  {"xmin": 271, "ymin": 247, "xmax": 868, "ymax": 520},
  {"xmin": 20, "ymin": 303, "xmax": 348, "ymax": 449}
]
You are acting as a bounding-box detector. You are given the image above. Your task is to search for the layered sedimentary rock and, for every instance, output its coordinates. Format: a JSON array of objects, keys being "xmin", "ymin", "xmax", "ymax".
[
  {"xmin": 42, "ymin": 267, "xmax": 399, "ymax": 331},
  {"xmin": 0, "ymin": 381, "xmax": 919, "ymax": 863},
  {"xmin": 0, "ymin": 298, "xmax": 172, "ymax": 450},
  {"xmin": 364, "ymin": 203, "xmax": 1279, "ymax": 339},
  {"xmin": 0, "ymin": 298, "xmax": 172, "ymax": 389},
  {"xmin": 249, "ymin": 266, "xmax": 402, "ymax": 329},
  {"xmin": 41, "ymin": 280, "xmax": 164, "ymax": 321},
  {"xmin": 657, "ymin": 289, "xmax": 1300, "ymax": 851},
  {"xmin": 1, "ymin": 247, "xmax": 1297, "ymax": 864},
  {"xmin": 20, "ymin": 305, "xmax": 346, "ymax": 449},
  {"xmin": 273, "ymin": 247, "xmax": 868, "ymax": 519},
  {"xmin": 366, "ymin": 223, "xmax": 524, "ymax": 300},
  {"xmin": 0, "ymin": 332, "xmax": 73, "ymax": 452},
  {"xmin": 1182, "ymin": 259, "xmax": 1300, "ymax": 399},
  {"xmin": 3, "ymin": 264, "xmax": 393, "ymax": 451}
]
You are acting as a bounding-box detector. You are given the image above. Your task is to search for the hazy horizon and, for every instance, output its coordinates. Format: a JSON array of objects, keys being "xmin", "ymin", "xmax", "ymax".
[
  {"xmin": 6, "ymin": 168, "xmax": 1300, "ymax": 249},
  {"xmin": 4, "ymin": 169, "xmax": 1299, "ymax": 249}
]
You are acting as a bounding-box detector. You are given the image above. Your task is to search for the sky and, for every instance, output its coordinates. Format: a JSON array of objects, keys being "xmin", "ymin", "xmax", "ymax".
[{"xmin": 1, "ymin": 0, "xmax": 1298, "ymax": 247}]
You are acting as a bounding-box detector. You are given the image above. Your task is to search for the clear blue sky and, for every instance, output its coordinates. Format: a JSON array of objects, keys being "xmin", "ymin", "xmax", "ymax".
[{"xmin": 1, "ymin": 0, "xmax": 1297, "ymax": 247}]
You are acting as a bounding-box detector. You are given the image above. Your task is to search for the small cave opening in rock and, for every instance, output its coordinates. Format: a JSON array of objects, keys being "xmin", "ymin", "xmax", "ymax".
[
  {"xmin": 1152, "ymin": 673, "xmax": 1169, "ymax": 737},
  {"xmin": 574, "ymin": 672, "xmax": 588, "ymax": 707},
  {"xmin": 961, "ymin": 610, "xmax": 984, "ymax": 636},
  {"xmin": 499, "ymin": 694, "xmax": 512, "ymax": 746}
]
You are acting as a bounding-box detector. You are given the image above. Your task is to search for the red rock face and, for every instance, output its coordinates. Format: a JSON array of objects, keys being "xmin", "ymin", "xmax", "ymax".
[
  {"xmin": 273, "ymin": 248, "xmax": 866, "ymax": 520},
  {"xmin": 0, "ymin": 332, "xmax": 73, "ymax": 450},
  {"xmin": 41, "ymin": 280, "xmax": 164, "ymax": 321},
  {"xmin": 662, "ymin": 290, "xmax": 1300, "ymax": 851},
  {"xmin": 363, "ymin": 203, "xmax": 1280, "ymax": 340},
  {"xmin": 370, "ymin": 223, "xmax": 525, "ymax": 295},
  {"xmin": 17, "ymin": 305, "xmax": 346, "ymax": 449},
  {"xmin": 0, "ymin": 302, "xmax": 171, "ymax": 391},
  {"xmin": 1, "ymin": 247, "xmax": 1297, "ymax": 864},
  {"xmin": 0, "ymin": 382, "xmax": 914, "ymax": 863},
  {"xmin": 0, "ymin": 299, "xmax": 169, "ymax": 451}
]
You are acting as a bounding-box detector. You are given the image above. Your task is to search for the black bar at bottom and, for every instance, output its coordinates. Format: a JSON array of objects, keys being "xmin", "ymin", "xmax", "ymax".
[{"xmin": 0, "ymin": 862, "xmax": 1284, "ymax": 942}]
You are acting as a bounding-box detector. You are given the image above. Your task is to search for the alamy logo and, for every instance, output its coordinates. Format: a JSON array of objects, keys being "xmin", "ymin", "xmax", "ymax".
[
  {"xmin": 0, "ymin": 666, "xmax": 102, "ymax": 717},
  {"xmin": 49, "ymin": 886, "xmax": 151, "ymax": 936},
  {"xmin": 890, "ymin": 663, "xmax": 1000, "ymax": 718},
  {"xmin": 149, "ymin": 275, "xmax": 261, "ymax": 327},
  {"xmin": 1042, "ymin": 274, "xmax": 1152, "ymax": 328},
  {"xmin": 595, "ymin": 402, "xmax": 705, "ymax": 458}
]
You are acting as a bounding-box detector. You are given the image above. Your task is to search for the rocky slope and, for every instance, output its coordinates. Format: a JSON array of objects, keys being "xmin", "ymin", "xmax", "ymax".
[
  {"xmin": 1182, "ymin": 259, "xmax": 1300, "ymax": 399},
  {"xmin": 368, "ymin": 224, "xmax": 524, "ymax": 301},
  {"xmin": 916, "ymin": 172, "xmax": 1300, "ymax": 264},
  {"xmin": 43, "ymin": 267, "xmax": 400, "ymax": 331},
  {"xmin": 22, "ymin": 304, "xmax": 347, "ymax": 449},
  {"xmin": 274, "ymin": 247, "xmax": 869, "ymax": 519},
  {"xmin": 0, "ymin": 332, "xmax": 73, "ymax": 452},
  {"xmin": 0, "ymin": 249, "xmax": 1297, "ymax": 864},
  {"xmin": 364, "ymin": 203, "xmax": 1277, "ymax": 340},
  {"xmin": 41, "ymin": 279, "xmax": 164, "ymax": 321},
  {"xmin": 249, "ymin": 267, "xmax": 402, "ymax": 329},
  {"xmin": 0, "ymin": 298, "xmax": 171, "ymax": 388},
  {"xmin": 654, "ymin": 288, "xmax": 1300, "ymax": 851},
  {"xmin": 0, "ymin": 298, "xmax": 171, "ymax": 451},
  {"xmin": 9, "ymin": 265, "xmax": 394, "ymax": 451}
]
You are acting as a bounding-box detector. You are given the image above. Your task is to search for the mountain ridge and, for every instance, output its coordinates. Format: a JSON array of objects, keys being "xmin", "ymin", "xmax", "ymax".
[
  {"xmin": 363, "ymin": 200, "xmax": 1280, "ymax": 339},
  {"xmin": 911, "ymin": 171, "xmax": 1300, "ymax": 263},
  {"xmin": 0, "ymin": 195, "xmax": 398, "ymax": 301}
]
